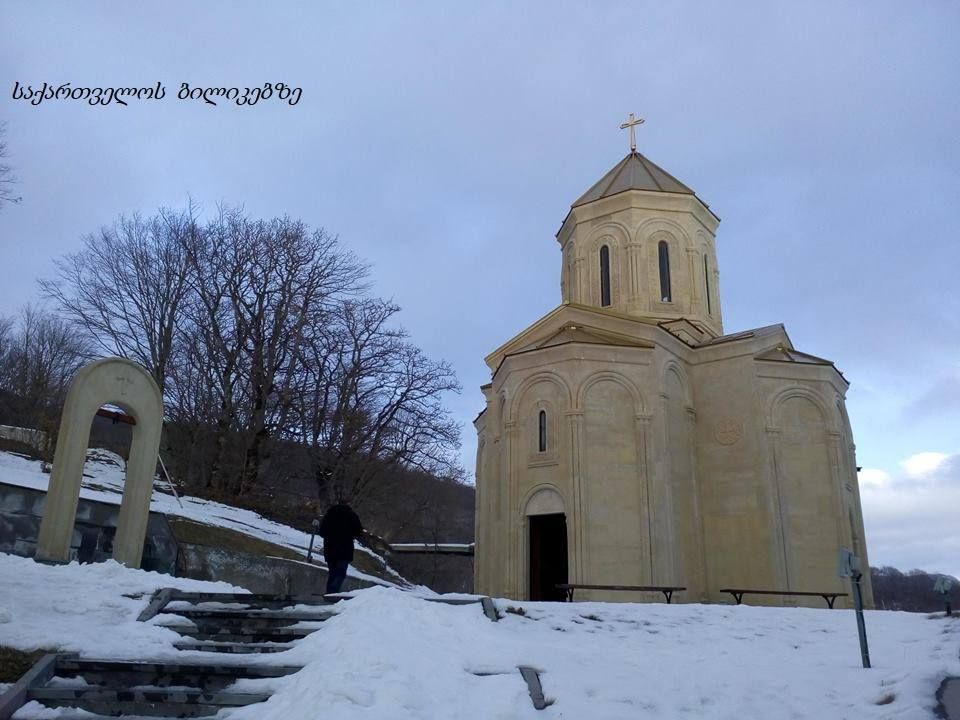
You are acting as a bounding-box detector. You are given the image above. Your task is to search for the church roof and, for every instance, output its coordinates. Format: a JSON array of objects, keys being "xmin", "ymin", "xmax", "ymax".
[
  {"xmin": 571, "ymin": 151, "xmax": 696, "ymax": 207},
  {"xmin": 531, "ymin": 324, "xmax": 655, "ymax": 352}
]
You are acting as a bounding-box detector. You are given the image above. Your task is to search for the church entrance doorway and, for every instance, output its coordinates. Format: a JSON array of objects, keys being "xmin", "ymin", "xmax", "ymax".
[{"xmin": 528, "ymin": 513, "xmax": 568, "ymax": 601}]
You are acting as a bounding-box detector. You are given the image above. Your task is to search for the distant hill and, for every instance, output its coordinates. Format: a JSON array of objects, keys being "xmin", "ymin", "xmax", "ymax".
[{"xmin": 870, "ymin": 566, "xmax": 958, "ymax": 612}]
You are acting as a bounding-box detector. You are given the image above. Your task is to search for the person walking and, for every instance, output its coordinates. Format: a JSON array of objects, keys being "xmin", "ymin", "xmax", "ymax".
[{"xmin": 317, "ymin": 502, "xmax": 363, "ymax": 595}]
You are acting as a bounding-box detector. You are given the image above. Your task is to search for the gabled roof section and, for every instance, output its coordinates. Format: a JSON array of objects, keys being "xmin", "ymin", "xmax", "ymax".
[
  {"xmin": 484, "ymin": 303, "xmax": 660, "ymax": 373},
  {"xmin": 532, "ymin": 324, "xmax": 655, "ymax": 352},
  {"xmin": 754, "ymin": 342, "xmax": 846, "ymax": 383},
  {"xmin": 697, "ymin": 324, "xmax": 789, "ymax": 348},
  {"xmin": 754, "ymin": 346, "xmax": 834, "ymax": 366},
  {"xmin": 572, "ymin": 151, "xmax": 695, "ymax": 207},
  {"xmin": 659, "ymin": 318, "xmax": 712, "ymax": 347}
]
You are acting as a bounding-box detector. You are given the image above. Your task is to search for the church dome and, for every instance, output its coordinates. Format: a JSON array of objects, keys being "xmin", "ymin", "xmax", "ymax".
[{"xmin": 572, "ymin": 151, "xmax": 697, "ymax": 207}]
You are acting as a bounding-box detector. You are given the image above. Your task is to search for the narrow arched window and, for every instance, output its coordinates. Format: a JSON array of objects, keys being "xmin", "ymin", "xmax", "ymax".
[
  {"xmin": 599, "ymin": 245, "xmax": 611, "ymax": 307},
  {"xmin": 703, "ymin": 254, "xmax": 712, "ymax": 315},
  {"xmin": 658, "ymin": 241, "xmax": 672, "ymax": 302},
  {"xmin": 538, "ymin": 410, "xmax": 547, "ymax": 452}
]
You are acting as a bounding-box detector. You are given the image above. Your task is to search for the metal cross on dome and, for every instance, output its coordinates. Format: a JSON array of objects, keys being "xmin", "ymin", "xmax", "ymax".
[{"xmin": 619, "ymin": 112, "xmax": 645, "ymax": 152}]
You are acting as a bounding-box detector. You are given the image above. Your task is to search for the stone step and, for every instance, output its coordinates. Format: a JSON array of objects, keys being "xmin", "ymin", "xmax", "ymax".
[
  {"xmin": 26, "ymin": 686, "xmax": 270, "ymax": 718},
  {"xmin": 58, "ymin": 658, "xmax": 301, "ymax": 678},
  {"xmin": 938, "ymin": 677, "xmax": 960, "ymax": 719},
  {"xmin": 11, "ymin": 706, "xmax": 218, "ymax": 720},
  {"xmin": 164, "ymin": 620, "xmax": 320, "ymax": 634},
  {"xmin": 161, "ymin": 615, "xmax": 329, "ymax": 633},
  {"xmin": 169, "ymin": 608, "xmax": 335, "ymax": 622},
  {"xmin": 173, "ymin": 640, "xmax": 295, "ymax": 654},
  {"xmin": 55, "ymin": 658, "xmax": 300, "ymax": 691},
  {"xmin": 168, "ymin": 591, "xmax": 338, "ymax": 609},
  {"xmin": 165, "ymin": 625, "xmax": 318, "ymax": 643}
]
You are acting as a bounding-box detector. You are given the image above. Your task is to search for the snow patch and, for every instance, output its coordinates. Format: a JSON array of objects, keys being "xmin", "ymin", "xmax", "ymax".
[
  {"xmin": 0, "ymin": 552, "xmax": 240, "ymax": 659},
  {"xmin": 0, "ymin": 555, "xmax": 958, "ymax": 718},
  {"xmin": 0, "ymin": 449, "xmax": 400, "ymax": 586}
]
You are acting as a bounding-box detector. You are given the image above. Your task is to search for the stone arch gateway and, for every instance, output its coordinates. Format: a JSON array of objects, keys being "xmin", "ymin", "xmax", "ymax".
[{"xmin": 36, "ymin": 357, "xmax": 164, "ymax": 568}]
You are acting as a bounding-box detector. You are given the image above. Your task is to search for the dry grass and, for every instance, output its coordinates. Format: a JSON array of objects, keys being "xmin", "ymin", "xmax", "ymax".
[
  {"xmin": 166, "ymin": 516, "xmax": 397, "ymax": 583},
  {"xmin": 0, "ymin": 646, "xmax": 47, "ymax": 684}
]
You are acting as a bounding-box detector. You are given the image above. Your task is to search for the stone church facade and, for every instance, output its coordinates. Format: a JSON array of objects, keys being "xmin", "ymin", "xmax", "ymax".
[{"xmin": 473, "ymin": 149, "xmax": 873, "ymax": 608}]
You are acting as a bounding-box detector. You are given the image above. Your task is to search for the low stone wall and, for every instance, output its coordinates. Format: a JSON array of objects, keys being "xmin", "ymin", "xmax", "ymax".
[
  {"xmin": 176, "ymin": 543, "xmax": 373, "ymax": 594},
  {"xmin": 0, "ymin": 480, "xmax": 379, "ymax": 594},
  {"xmin": 389, "ymin": 553, "xmax": 473, "ymax": 594},
  {"xmin": 0, "ymin": 426, "xmax": 49, "ymax": 453},
  {"xmin": 0, "ymin": 482, "xmax": 178, "ymax": 573}
]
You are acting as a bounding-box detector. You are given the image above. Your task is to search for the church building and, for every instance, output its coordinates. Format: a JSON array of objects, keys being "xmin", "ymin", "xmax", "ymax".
[{"xmin": 473, "ymin": 120, "xmax": 873, "ymax": 608}]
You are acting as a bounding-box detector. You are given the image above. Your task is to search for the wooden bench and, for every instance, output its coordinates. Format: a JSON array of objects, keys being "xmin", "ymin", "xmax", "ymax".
[
  {"xmin": 720, "ymin": 588, "xmax": 848, "ymax": 609},
  {"xmin": 556, "ymin": 584, "xmax": 686, "ymax": 604}
]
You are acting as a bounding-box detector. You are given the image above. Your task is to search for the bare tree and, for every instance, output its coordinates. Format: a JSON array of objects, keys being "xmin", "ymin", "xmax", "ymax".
[
  {"xmin": 0, "ymin": 306, "xmax": 89, "ymax": 441},
  {"xmin": 39, "ymin": 207, "xmax": 197, "ymax": 392},
  {"xmin": 180, "ymin": 209, "xmax": 367, "ymax": 494},
  {"xmin": 0, "ymin": 122, "xmax": 22, "ymax": 209},
  {"xmin": 300, "ymin": 297, "xmax": 462, "ymax": 506},
  {"xmin": 0, "ymin": 315, "xmax": 13, "ymax": 384},
  {"xmin": 233, "ymin": 216, "xmax": 366, "ymax": 494},
  {"xmin": 162, "ymin": 323, "xmax": 229, "ymax": 488},
  {"xmin": 34, "ymin": 200, "xmax": 465, "ymax": 532},
  {"xmin": 179, "ymin": 208, "xmax": 253, "ymax": 491},
  {"xmin": 11, "ymin": 305, "xmax": 90, "ymax": 402}
]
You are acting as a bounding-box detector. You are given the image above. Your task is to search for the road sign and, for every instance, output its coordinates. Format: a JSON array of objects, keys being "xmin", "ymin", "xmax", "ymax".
[
  {"xmin": 934, "ymin": 576, "xmax": 954, "ymax": 594},
  {"xmin": 837, "ymin": 548, "xmax": 861, "ymax": 579}
]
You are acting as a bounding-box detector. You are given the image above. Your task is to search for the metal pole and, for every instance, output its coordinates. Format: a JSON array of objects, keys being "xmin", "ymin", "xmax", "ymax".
[
  {"xmin": 306, "ymin": 519, "xmax": 320, "ymax": 563},
  {"xmin": 157, "ymin": 454, "xmax": 184, "ymax": 509},
  {"xmin": 852, "ymin": 572, "xmax": 871, "ymax": 669}
]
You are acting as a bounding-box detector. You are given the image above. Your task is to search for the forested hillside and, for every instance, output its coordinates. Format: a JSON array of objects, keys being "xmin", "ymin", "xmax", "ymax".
[
  {"xmin": 870, "ymin": 566, "xmax": 958, "ymax": 613},
  {"xmin": 0, "ymin": 206, "xmax": 474, "ymax": 584}
]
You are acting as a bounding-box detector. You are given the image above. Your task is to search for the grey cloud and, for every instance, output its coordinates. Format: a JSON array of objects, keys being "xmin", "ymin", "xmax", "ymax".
[
  {"xmin": 861, "ymin": 452, "xmax": 960, "ymax": 577},
  {"xmin": 900, "ymin": 373, "xmax": 960, "ymax": 422},
  {"xmin": 0, "ymin": 3, "xmax": 958, "ymax": 541}
]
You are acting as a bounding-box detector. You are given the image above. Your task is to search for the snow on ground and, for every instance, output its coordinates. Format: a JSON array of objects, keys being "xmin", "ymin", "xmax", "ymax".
[
  {"xmin": 0, "ymin": 449, "xmax": 400, "ymax": 586},
  {"xmin": 4, "ymin": 555, "xmax": 958, "ymax": 719},
  {"xmin": 0, "ymin": 553, "xmax": 242, "ymax": 661},
  {"xmin": 240, "ymin": 588, "xmax": 960, "ymax": 720}
]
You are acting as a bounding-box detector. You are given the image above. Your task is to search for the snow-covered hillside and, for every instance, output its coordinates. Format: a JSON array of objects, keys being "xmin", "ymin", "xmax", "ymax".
[
  {"xmin": 0, "ymin": 553, "xmax": 956, "ymax": 719},
  {"xmin": 0, "ymin": 448, "xmax": 400, "ymax": 586},
  {"xmin": 1, "ymin": 449, "xmax": 957, "ymax": 717}
]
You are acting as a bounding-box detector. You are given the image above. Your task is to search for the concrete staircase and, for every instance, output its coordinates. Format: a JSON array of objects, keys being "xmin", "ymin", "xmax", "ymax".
[
  {"xmin": 1, "ymin": 588, "xmax": 505, "ymax": 719},
  {"xmin": 2, "ymin": 588, "xmax": 343, "ymax": 719}
]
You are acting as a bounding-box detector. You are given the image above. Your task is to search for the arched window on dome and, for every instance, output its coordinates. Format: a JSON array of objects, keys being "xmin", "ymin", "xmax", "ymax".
[
  {"xmin": 599, "ymin": 245, "xmax": 611, "ymax": 307},
  {"xmin": 703, "ymin": 254, "xmax": 712, "ymax": 315},
  {"xmin": 538, "ymin": 410, "xmax": 547, "ymax": 452},
  {"xmin": 658, "ymin": 240, "xmax": 672, "ymax": 302}
]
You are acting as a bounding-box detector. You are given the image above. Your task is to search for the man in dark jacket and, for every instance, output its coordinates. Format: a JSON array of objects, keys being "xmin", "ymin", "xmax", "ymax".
[{"xmin": 318, "ymin": 502, "xmax": 363, "ymax": 594}]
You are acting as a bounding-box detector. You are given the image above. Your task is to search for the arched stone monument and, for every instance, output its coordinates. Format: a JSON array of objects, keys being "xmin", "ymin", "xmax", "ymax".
[{"xmin": 36, "ymin": 357, "xmax": 163, "ymax": 568}]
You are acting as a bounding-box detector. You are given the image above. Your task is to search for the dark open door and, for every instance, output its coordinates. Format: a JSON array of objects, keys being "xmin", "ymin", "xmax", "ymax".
[{"xmin": 529, "ymin": 513, "xmax": 568, "ymax": 601}]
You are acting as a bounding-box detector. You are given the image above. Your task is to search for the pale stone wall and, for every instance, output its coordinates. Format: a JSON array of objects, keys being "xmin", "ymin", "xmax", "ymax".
[
  {"xmin": 581, "ymin": 374, "xmax": 646, "ymax": 596},
  {"xmin": 557, "ymin": 192, "xmax": 723, "ymax": 336},
  {"xmin": 475, "ymin": 156, "xmax": 872, "ymax": 609},
  {"xmin": 0, "ymin": 425, "xmax": 49, "ymax": 452},
  {"xmin": 690, "ymin": 352, "xmax": 781, "ymax": 600},
  {"xmin": 475, "ymin": 321, "xmax": 874, "ymax": 608}
]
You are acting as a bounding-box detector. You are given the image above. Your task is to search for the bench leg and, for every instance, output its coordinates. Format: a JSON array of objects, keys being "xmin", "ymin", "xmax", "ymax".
[
  {"xmin": 733, "ymin": 592, "xmax": 743, "ymax": 605},
  {"xmin": 825, "ymin": 595, "xmax": 836, "ymax": 609},
  {"xmin": 566, "ymin": 589, "xmax": 574, "ymax": 602},
  {"xmin": 663, "ymin": 591, "xmax": 673, "ymax": 604}
]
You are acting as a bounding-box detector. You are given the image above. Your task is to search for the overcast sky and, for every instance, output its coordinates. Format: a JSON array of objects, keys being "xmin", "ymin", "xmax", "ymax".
[{"xmin": 1, "ymin": 2, "xmax": 958, "ymax": 576}]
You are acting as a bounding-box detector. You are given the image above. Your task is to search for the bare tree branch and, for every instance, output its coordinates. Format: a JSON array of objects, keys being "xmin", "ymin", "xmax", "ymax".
[
  {"xmin": 39, "ymin": 207, "xmax": 197, "ymax": 392},
  {"xmin": 0, "ymin": 122, "xmax": 22, "ymax": 209}
]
